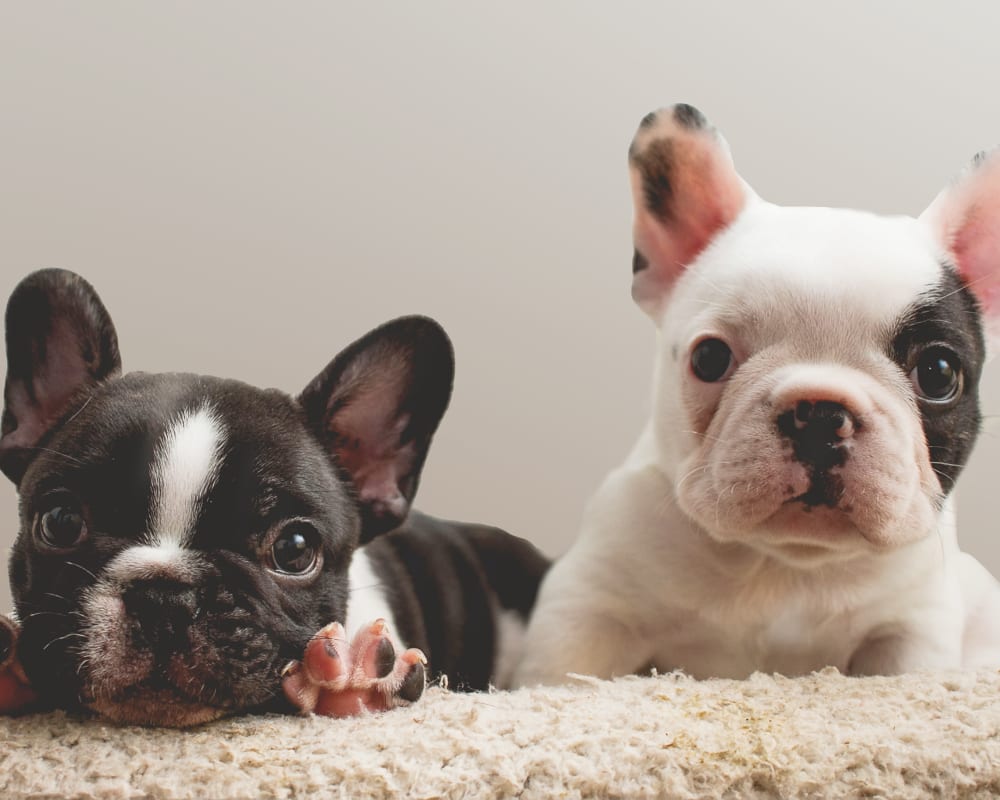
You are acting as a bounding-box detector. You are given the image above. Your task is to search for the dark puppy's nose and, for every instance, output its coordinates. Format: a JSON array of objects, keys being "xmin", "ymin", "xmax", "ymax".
[
  {"xmin": 777, "ymin": 400, "xmax": 856, "ymax": 470},
  {"xmin": 122, "ymin": 579, "xmax": 198, "ymax": 656}
]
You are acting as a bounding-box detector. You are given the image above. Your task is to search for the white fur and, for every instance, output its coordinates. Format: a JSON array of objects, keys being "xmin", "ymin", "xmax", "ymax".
[
  {"xmin": 147, "ymin": 405, "xmax": 224, "ymax": 549},
  {"xmin": 513, "ymin": 198, "xmax": 1000, "ymax": 686},
  {"xmin": 101, "ymin": 543, "xmax": 202, "ymax": 584},
  {"xmin": 492, "ymin": 610, "xmax": 528, "ymax": 689},
  {"xmin": 346, "ymin": 548, "xmax": 401, "ymax": 644}
]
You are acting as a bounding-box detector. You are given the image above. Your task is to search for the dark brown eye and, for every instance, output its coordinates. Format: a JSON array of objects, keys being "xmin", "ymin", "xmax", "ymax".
[
  {"xmin": 691, "ymin": 338, "xmax": 734, "ymax": 382},
  {"xmin": 37, "ymin": 502, "xmax": 88, "ymax": 549},
  {"xmin": 910, "ymin": 346, "xmax": 963, "ymax": 403},
  {"xmin": 269, "ymin": 523, "xmax": 321, "ymax": 575}
]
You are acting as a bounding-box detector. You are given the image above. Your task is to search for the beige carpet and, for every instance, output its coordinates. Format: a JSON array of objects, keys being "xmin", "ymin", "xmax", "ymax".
[{"xmin": 1, "ymin": 668, "xmax": 999, "ymax": 799}]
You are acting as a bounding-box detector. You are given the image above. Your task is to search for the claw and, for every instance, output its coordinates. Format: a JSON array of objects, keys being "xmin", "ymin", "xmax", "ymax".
[{"xmin": 284, "ymin": 619, "xmax": 429, "ymax": 718}]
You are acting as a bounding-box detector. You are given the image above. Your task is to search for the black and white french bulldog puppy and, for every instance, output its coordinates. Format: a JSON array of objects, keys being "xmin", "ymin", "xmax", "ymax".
[
  {"xmin": 514, "ymin": 104, "xmax": 1000, "ymax": 685},
  {"xmin": 0, "ymin": 269, "xmax": 548, "ymax": 726}
]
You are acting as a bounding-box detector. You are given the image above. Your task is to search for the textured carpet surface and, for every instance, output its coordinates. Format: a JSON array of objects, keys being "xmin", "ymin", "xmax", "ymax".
[{"xmin": 2, "ymin": 668, "xmax": 999, "ymax": 799}]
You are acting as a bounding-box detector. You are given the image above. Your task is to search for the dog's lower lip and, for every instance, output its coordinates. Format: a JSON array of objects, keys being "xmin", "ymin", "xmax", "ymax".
[
  {"xmin": 88, "ymin": 692, "xmax": 226, "ymax": 727},
  {"xmin": 764, "ymin": 502, "xmax": 860, "ymax": 540},
  {"xmin": 84, "ymin": 678, "xmax": 231, "ymax": 726}
]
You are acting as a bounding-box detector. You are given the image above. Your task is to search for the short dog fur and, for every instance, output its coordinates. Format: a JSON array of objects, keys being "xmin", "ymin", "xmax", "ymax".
[
  {"xmin": 0, "ymin": 270, "xmax": 547, "ymax": 725},
  {"xmin": 514, "ymin": 104, "xmax": 1000, "ymax": 685}
]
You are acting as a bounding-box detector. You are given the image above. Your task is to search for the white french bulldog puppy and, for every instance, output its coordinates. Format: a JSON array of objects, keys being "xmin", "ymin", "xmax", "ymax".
[{"xmin": 514, "ymin": 103, "xmax": 1000, "ymax": 685}]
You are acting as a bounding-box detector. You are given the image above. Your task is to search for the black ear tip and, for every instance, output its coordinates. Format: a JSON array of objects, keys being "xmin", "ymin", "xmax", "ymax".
[
  {"xmin": 9, "ymin": 268, "xmax": 87, "ymax": 302},
  {"xmin": 383, "ymin": 314, "xmax": 451, "ymax": 344},
  {"xmin": 7, "ymin": 269, "xmax": 103, "ymax": 324},
  {"xmin": 380, "ymin": 314, "xmax": 455, "ymax": 372},
  {"xmin": 5, "ymin": 268, "xmax": 121, "ymax": 381}
]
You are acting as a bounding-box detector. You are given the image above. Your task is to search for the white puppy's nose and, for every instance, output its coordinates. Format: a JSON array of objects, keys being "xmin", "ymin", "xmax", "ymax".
[{"xmin": 777, "ymin": 399, "xmax": 857, "ymax": 470}]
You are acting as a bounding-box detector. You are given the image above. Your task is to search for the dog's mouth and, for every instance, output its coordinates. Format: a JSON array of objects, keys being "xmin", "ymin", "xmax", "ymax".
[
  {"xmin": 785, "ymin": 469, "xmax": 846, "ymax": 510},
  {"xmin": 86, "ymin": 685, "xmax": 227, "ymax": 728},
  {"xmin": 80, "ymin": 656, "xmax": 235, "ymax": 727}
]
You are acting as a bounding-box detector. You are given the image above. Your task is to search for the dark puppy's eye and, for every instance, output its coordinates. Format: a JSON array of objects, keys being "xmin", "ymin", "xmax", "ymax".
[
  {"xmin": 269, "ymin": 522, "xmax": 321, "ymax": 575},
  {"xmin": 691, "ymin": 338, "xmax": 734, "ymax": 382},
  {"xmin": 36, "ymin": 501, "xmax": 88, "ymax": 550},
  {"xmin": 910, "ymin": 346, "xmax": 963, "ymax": 403}
]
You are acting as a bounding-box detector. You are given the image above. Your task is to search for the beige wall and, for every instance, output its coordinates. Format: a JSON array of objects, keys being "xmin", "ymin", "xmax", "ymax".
[{"xmin": 2, "ymin": 2, "xmax": 1000, "ymax": 607}]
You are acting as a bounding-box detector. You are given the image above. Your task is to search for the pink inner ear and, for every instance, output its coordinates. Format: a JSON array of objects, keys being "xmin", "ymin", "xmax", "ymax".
[
  {"xmin": 630, "ymin": 123, "xmax": 748, "ymax": 312},
  {"xmin": 328, "ymin": 375, "xmax": 417, "ymax": 519},
  {"xmin": 952, "ymin": 207, "xmax": 1000, "ymax": 316},
  {"xmin": 924, "ymin": 154, "xmax": 1000, "ymax": 321},
  {"xmin": 1, "ymin": 322, "xmax": 95, "ymax": 454}
]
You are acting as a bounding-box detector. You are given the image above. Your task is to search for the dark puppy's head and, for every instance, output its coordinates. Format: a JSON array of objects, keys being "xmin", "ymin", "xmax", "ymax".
[{"xmin": 0, "ymin": 269, "xmax": 453, "ymax": 726}]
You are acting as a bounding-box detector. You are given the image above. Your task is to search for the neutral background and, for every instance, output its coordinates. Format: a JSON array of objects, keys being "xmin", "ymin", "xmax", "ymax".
[{"xmin": 2, "ymin": 2, "xmax": 999, "ymax": 607}]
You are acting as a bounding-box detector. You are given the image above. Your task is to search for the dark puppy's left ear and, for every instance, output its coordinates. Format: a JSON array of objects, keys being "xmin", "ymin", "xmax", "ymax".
[
  {"xmin": 298, "ymin": 316, "xmax": 454, "ymax": 542},
  {"xmin": 1, "ymin": 269, "xmax": 122, "ymax": 485}
]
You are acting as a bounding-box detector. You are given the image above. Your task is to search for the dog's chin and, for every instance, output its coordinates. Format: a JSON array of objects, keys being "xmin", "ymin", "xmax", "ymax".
[
  {"xmin": 688, "ymin": 492, "xmax": 917, "ymax": 567},
  {"xmin": 87, "ymin": 688, "xmax": 228, "ymax": 728},
  {"xmin": 747, "ymin": 504, "xmax": 875, "ymax": 566},
  {"xmin": 697, "ymin": 505, "xmax": 866, "ymax": 567}
]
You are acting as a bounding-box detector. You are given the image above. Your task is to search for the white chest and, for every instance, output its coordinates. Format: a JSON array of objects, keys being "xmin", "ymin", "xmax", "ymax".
[{"xmin": 650, "ymin": 602, "xmax": 860, "ymax": 679}]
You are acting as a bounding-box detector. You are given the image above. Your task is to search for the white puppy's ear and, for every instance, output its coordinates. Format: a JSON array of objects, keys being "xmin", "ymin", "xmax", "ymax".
[
  {"xmin": 628, "ymin": 104, "xmax": 753, "ymax": 317},
  {"xmin": 921, "ymin": 149, "xmax": 1000, "ymax": 342}
]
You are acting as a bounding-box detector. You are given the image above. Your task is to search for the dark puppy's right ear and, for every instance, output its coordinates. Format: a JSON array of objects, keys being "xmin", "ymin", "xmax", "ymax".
[
  {"xmin": 628, "ymin": 103, "xmax": 754, "ymax": 318},
  {"xmin": 298, "ymin": 316, "xmax": 454, "ymax": 543},
  {"xmin": 1, "ymin": 269, "xmax": 121, "ymax": 485}
]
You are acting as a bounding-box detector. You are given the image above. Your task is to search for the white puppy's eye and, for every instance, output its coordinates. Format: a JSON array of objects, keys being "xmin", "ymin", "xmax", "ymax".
[
  {"xmin": 910, "ymin": 345, "xmax": 963, "ymax": 403},
  {"xmin": 36, "ymin": 499, "xmax": 88, "ymax": 550},
  {"xmin": 268, "ymin": 522, "xmax": 322, "ymax": 575},
  {"xmin": 690, "ymin": 338, "xmax": 734, "ymax": 382}
]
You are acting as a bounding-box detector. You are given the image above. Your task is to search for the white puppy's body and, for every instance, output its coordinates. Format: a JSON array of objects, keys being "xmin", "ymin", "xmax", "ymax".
[
  {"xmin": 514, "ymin": 106, "xmax": 1000, "ymax": 686},
  {"xmin": 522, "ymin": 433, "xmax": 1000, "ymax": 682}
]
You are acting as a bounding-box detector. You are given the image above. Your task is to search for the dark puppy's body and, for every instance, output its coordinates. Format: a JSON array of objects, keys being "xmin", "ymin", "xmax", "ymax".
[
  {"xmin": 372, "ymin": 512, "xmax": 548, "ymax": 690},
  {"xmin": 1, "ymin": 269, "xmax": 547, "ymax": 725}
]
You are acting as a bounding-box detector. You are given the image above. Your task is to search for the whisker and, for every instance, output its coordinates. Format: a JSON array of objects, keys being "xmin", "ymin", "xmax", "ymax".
[
  {"xmin": 21, "ymin": 610, "xmax": 73, "ymax": 621},
  {"xmin": 65, "ymin": 561, "xmax": 98, "ymax": 581},
  {"xmin": 350, "ymin": 582, "xmax": 388, "ymax": 594},
  {"xmin": 683, "ymin": 430, "xmax": 725, "ymax": 444},
  {"xmin": 65, "ymin": 393, "xmax": 95, "ymax": 425},
  {"xmin": 42, "ymin": 631, "xmax": 84, "ymax": 651},
  {"xmin": 22, "ymin": 446, "xmax": 86, "ymax": 466},
  {"xmin": 937, "ymin": 272, "xmax": 994, "ymax": 302}
]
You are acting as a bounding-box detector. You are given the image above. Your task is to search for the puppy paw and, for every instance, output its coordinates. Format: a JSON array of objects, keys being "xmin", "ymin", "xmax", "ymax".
[
  {"xmin": 0, "ymin": 616, "xmax": 38, "ymax": 714},
  {"xmin": 281, "ymin": 619, "xmax": 426, "ymax": 718}
]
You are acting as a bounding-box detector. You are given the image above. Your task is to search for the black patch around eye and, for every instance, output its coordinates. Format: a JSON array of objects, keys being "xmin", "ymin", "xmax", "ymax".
[{"xmin": 890, "ymin": 266, "xmax": 985, "ymax": 494}]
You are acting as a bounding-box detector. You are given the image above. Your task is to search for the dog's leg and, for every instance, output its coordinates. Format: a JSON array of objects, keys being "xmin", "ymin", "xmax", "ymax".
[
  {"xmin": 512, "ymin": 549, "xmax": 655, "ymax": 686},
  {"xmin": 281, "ymin": 620, "xmax": 426, "ymax": 717},
  {"xmin": 956, "ymin": 553, "xmax": 1000, "ymax": 667},
  {"xmin": 514, "ymin": 610, "xmax": 650, "ymax": 686},
  {"xmin": 0, "ymin": 616, "xmax": 38, "ymax": 713},
  {"xmin": 847, "ymin": 631, "xmax": 961, "ymax": 676}
]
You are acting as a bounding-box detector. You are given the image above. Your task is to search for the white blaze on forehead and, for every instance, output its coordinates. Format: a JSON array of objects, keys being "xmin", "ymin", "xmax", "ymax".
[{"xmin": 147, "ymin": 404, "xmax": 225, "ymax": 548}]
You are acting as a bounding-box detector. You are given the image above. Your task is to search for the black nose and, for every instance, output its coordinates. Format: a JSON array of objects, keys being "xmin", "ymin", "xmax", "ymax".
[
  {"xmin": 122, "ymin": 579, "xmax": 197, "ymax": 657},
  {"xmin": 777, "ymin": 400, "xmax": 856, "ymax": 470}
]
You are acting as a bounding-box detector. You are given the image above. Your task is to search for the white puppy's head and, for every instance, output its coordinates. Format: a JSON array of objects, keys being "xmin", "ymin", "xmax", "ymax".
[{"xmin": 630, "ymin": 104, "xmax": 1000, "ymax": 565}]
